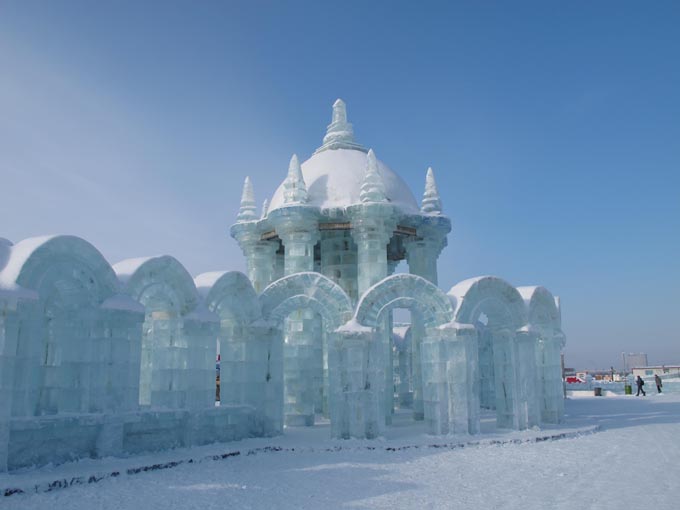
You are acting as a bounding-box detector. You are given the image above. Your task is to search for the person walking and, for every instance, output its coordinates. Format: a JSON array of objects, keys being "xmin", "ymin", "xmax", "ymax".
[
  {"xmin": 654, "ymin": 374, "xmax": 663, "ymax": 393},
  {"xmin": 636, "ymin": 375, "xmax": 646, "ymax": 396}
]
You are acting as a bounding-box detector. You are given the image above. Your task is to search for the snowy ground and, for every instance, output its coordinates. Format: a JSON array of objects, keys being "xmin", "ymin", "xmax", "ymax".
[{"xmin": 3, "ymin": 393, "xmax": 680, "ymax": 509}]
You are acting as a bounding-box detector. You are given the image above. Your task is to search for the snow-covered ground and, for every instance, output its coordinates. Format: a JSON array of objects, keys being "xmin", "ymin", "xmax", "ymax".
[{"xmin": 3, "ymin": 393, "xmax": 679, "ymax": 509}]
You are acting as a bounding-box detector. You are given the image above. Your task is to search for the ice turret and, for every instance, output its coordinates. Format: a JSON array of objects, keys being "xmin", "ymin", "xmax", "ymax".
[
  {"xmin": 420, "ymin": 167, "xmax": 443, "ymax": 214},
  {"xmin": 237, "ymin": 176, "xmax": 258, "ymax": 222},
  {"xmin": 360, "ymin": 149, "xmax": 387, "ymax": 203},
  {"xmin": 283, "ymin": 154, "xmax": 308, "ymax": 204},
  {"xmin": 261, "ymin": 198, "xmax": 269, "ymax": 219},
  {"xmin": 314, "ymin": 99, "xmax": 367, "ymax": 154}
]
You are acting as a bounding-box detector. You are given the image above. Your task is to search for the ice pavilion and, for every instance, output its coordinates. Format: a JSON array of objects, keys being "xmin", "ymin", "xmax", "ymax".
[{"xmin": 0, "ymin": 100, "xmax": 565, "ymax": 471}]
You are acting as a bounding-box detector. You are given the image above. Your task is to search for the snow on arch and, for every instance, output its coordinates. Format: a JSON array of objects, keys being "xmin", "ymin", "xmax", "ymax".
[
  {"xmin": 113, "ymin": 255, "xmax": 198, "ymax": 315},
  {"xmin": 0, "ymin": 237, "xmax": 12, "ymax": 273},
  {"xmin": 259, "ymin": 272, "xmax": 352, "ymax": 331},
  {"xmin": 449, "ymin": 276, "xmax": 527, "ymax": 329},
  {"xmin": 517, "ymin": 286, "xmax": 561, "ymax": 331},
  {"xmin": 195, "ymin": 270, "xmax": 262, "ymax": 324},
  {"xmin": 0, "ymin": 235, "xmax": 118, "ymax": 303},
  {"xmin": 354, "ymin": 274, "xmax": 454, "ymax": 329}
]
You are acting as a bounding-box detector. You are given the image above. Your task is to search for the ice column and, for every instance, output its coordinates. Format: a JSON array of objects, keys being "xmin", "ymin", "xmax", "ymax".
[
  {"xmin": 450, "ymin": 324, "xmax": 481, "ymax": 434},
  {"xmin": 515, "ymin": 326, "xmax": 541, "ymax": 429},
  {"xmin": 184, "ymin": 307, "xmax": 220, "ymax": 410},
  {"xmin": 420, "ymin": 328, "xmax": 451, "ymax": 434},
  {"xmin": 492, "ymin": 328, "xmax": 521, "ymax": 429},
  {"xmin": 419, "ymin": 321, "xmax": 479, "ymax": 435},
  {"xmin": 250, "ymin": 321, "xmax": 284, "ymax": 435},
  {"xmin": 405, "ymin": 203, "xmax": 450, "ymax": 420},
  {"xmin": 348, "ymin": 149, "xmax": 396, "ymax": 424},
  {"xmin": 0, "ymin": 294, "xmax": 23, "ymax": 472},
  {"xmin": 268, "ymin": 157, "xmax": 321, "ymax": 426},
  {"xmin": 349, "ymin": 149, "xmax": 396, "ymax": 296},
  {"xmin": 538, "ymin": 331, "xmax": 565, "ymax": 423},
  {"xmin": 395, "ymin": 327, "xmax": 413, "ymax": 407},
  {"xmin": 330, "ymin": 325, "xmax": 384, "ymax": 439},
  {"xmin": 231, "ymin": 177, "xmax": 277, "ymax": 293}
]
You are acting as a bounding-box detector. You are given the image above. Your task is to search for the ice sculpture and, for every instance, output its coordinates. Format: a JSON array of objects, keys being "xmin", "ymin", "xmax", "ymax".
[{"xmin": 0, "ymin": 99, "xmax": 567, "ymax": 471}]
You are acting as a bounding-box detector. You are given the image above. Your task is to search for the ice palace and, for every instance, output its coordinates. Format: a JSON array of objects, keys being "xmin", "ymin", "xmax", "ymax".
[{"xmin": 0, "ymin": 100, "xmax": 565, "ymax": 471}]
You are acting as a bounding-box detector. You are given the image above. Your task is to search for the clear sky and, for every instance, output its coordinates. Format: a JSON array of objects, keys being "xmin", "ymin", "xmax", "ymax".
[{"xmin": 1, "ymin": 1, "xmax": 678, "ymax": 369}]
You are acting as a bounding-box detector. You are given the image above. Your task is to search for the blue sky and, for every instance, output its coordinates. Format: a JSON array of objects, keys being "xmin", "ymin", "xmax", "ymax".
[{"xmin": 1, "ymin": 1, "xmax": 678, "ymax": 368}]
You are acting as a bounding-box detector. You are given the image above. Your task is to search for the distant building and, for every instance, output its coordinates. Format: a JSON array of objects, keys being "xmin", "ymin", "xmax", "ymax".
[
  {"xmin": 623, "ymin": 353, "xmax": 648, "ymax": 372},
  {"xmin": 632, "ymin": 366, "xmax": 680, "ymax": 379}
]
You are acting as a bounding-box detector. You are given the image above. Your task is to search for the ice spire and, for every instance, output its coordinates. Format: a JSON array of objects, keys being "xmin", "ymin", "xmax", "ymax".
[
  {"xmin": 314, "ymin": 99, "xmax": 367, "ymax": 154},
  {"xmin": 283, "ymin": 154, "xmax": 308, "ymax": 204},
  {"xmin": 261, "ymin": 198, "xmax": 269, "ymax": 218},
  {"xmin": 237, "ymin": 176, "xmax": 258, "ymax": 221},
  {"xmin": 360, "ymin": 149, "xmax": 387, "ymax": 203},
  {"xmin": 420, "ymin": 167, "xmax": 443, "ymax": 214}
]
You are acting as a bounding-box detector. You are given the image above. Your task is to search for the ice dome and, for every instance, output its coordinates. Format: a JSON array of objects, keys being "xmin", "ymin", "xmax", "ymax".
[
  {"xmin": 268, "ymin": 148, "xmax": 419, "ymax": 213},
  {"xmin": 268, "ymin": 99, "xmax": 419, "ymax": 214}
]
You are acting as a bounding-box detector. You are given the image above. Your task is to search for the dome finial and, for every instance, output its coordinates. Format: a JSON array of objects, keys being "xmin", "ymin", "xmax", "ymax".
[
  {"xmin": 332, "ymin": 98, "xmax": 347, "ymax": 124},
  {"xmin": 314, "ymin": 99, "xmax": 367, "ymax": 154},
  {"xmin": 237, "ymin": 176, "xmax": 258, "ymax": 221},
  {"xmin": 360, "ymin": 149, "xmax": 387, "ymax": 203},
  {"xmin": 283, "ymin": 154, "xmax": 308, "ymax": 204},
  {"xmin": 421, "ymin": 167, "xmax": 443, "ymax": 214},
  {"xmin": 261, "ymin": 198, "xmax": 269, "ymax": 218}
]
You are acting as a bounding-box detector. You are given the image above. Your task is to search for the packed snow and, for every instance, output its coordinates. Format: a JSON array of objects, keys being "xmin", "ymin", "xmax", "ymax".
[{"xmin": 3, "ymin": 394, "xmax": 679, "ymax": 509}]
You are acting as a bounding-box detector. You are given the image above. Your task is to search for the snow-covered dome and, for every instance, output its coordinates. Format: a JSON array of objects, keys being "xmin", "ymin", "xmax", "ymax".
[
  {"xmin": 268, "ymin": 99, "xmax": 419, "ymax": 214},
  {"xmin": 269, "ymin": 148, "xmax": 419, "ymax": 213}
]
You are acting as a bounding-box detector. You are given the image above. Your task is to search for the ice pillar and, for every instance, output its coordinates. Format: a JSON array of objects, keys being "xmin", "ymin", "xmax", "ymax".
[
  {"xmin": 269, "ymin": 209, "xmax": 320, "ymax": 427},
  {"xmin": 537, "ymin": 331, "xmax": 565, "ymax": 423},
  {"xmin": 330, "ymin": 326, "xmax": 384, "ymax": 439},
  {"xmin": 515, "ymin": 327, "xmax": 541, "ymax": 429},
  {"xmin": 492, "ymin": 328, "xmax": 521, "ymax": 429},
  {"xmin": 231, "ymin": 177, "xmax": 278, "ymax": 293},
  {"xmin": 405, "ymin": 227, "xmax": 447, "ymax": 421},
  {"xmin": 0, "ymin": 295, "xmax": 21, "ymax": 472}
]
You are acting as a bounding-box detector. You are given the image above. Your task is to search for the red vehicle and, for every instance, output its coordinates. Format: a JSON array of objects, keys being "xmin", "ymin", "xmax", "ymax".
[{"xmin": 565, "ymin": 376, "xmax": 585, "ymax": 384}]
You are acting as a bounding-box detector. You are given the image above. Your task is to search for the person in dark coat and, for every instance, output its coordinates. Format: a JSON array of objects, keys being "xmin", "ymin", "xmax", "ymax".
[
  {"xmin": 636, "ymin": 375, "xmax": 646, "ymax": 396},
  {"xmin": 654, "ymin": 374, "xmax": 663, "ymax": 393}
]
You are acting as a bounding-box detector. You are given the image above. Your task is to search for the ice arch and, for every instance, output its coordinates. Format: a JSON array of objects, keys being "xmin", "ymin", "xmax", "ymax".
[
  {"xmin": 354, "ymin": 274, "xmax": 454, "ymax": 328},
  {"xmin": 350, "ymin": 274, "xmax": 476, "ymax": 436},
  {"xmin": 259, "ymin": 273, "xmax": 353, "ymax": 428},
  {"xmin": 518, "ymin": 286, "xmax": 565, "ymax": 423},
  {"xmin": 196, "ymin": 271, "xmax": 268, "ymax": 419},
  {"xmin": 259, "ymin": 272, "xmax": 353, "ymax": 330},
  {"xmin": 449, "ymin": 276, "xmax": 535, "ymax": 430},
  {"xmin": 115, "ymin": 256, "xmax": 217, "ymax": 410},
  {"xmin": 4, "ymin": 235, "xmax": 142, "ymax": 417}
]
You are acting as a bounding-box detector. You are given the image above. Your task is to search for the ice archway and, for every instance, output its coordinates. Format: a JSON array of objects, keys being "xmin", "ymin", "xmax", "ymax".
[
  {"xmin": 347, "ymin": 274, "xmax": 475, "ymax": 436},
  {"xmin": 195, "ymin": 271, "xmax": 277, "ymax": 433},
  {"xmin": 7, "ymin": 236, "xmax": 141, "ymax": 417},
  {"xmin": 450, "ymin": 276, "xmax": 537, "ymax": 429},
  {"xmin": 115, "ymin": 255, "xmax": 217, "ymax": 410},
  {"xmin": 518, "ymin": 286, "xmax": 565, "ymax": 423},
  {"xmin": 259, "ymin": 272, "xmax": 353, "ymax": 428}
]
